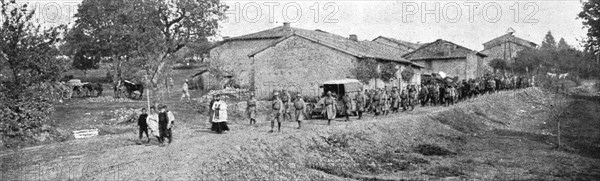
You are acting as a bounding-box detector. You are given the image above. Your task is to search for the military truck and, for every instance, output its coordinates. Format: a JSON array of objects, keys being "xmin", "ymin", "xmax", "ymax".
[{"xmin": 307, "ymin": 79, "xmax": 362, "ymax": 119}]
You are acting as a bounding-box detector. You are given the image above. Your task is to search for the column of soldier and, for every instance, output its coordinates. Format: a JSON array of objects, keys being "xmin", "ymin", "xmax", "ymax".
[
  {"xmin": 246, "ymin": 75, "xmax": 533, "ymax": 133},
  {"xmin": 361, "ymin": 74, "xmax": 534, "ymax": 115},
  {"xmin": 414, "ymin": 75, "xmax": 533, "ymax": 107}
]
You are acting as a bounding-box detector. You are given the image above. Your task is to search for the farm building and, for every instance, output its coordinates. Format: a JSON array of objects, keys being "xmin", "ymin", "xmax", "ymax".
[
  {"xmin": 209, "ymin": 23, "xmax": 424, "ymax": 99},
  {"xmin": 481, "ymin": 28, "xmax": 537, "ymax": 71},
  {"xmin": 372, "ymin": 36, "xmax": 423, "ymax": 53},
  {"xmin": 403, "ymin": 39, "xmax": 487, "ymax": 80}
]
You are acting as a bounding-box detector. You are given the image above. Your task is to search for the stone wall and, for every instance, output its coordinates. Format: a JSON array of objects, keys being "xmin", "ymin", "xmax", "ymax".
[
  {"xmin": 252, "ymin": 36, "xmax": 357, "ymax": 99},
  {"xmin": 209, "ymin": 39, "xmax": 276, "ymax": 87},
  {"xmin": 414, "ymin": 58, "xmax": 467, "ymax": 79},
  {"xmin": 481, "ymin": 42, "xmax": 529, "ymax": 68}
]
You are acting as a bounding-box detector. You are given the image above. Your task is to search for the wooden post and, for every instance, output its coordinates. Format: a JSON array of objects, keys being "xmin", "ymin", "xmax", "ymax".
[
  {"xmin": 165, "ymin": 76, "xmax": 169, "ymax": 101},
  {"xmin": 145, "ymin": 75, "xmax": 150, "ymax": 110}
]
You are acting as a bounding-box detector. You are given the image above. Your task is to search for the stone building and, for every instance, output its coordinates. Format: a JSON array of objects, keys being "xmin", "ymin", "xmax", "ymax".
[
  {"xmin": 403, "ymin": 39, "xmax": 487, "ymax": 80},
  {"xmin": 209, "ymin": 23, "xmax": 423, "ymax": 99},
  {"xmin": 481, "ymin": 29, "xmax": 538, "ymax": 72}
]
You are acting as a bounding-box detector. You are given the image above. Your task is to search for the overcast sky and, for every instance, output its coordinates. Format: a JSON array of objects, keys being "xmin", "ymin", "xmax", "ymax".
[{"xmin": 26, "ymin": 0, "xmax": 587, "ymax": 51}]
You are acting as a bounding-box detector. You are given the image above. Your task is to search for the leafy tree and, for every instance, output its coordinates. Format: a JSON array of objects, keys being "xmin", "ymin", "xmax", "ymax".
[
  {"xmin": 380, "ymin": 62, "xmax": 398, "ymax": 82},
  {"xmin": 0, "ymin": 0, "xmax": 67, "ymax": 85},
  {"xmin": 401, "ymin": 67, "xmax": 415, "ymax": 82},
  {"xmin": 71, "ymin": 50, "xmax": 100, "ymax": 77},
  {"xmin": 352, "ymin": 59, "xmax": 379, "ymax": 83},
  {"xmin": 70, "ymin": 0, "xmax": 228, "ymax": 90},
  {"xmin": 578, "ymin": 0, "xmax": 600, "ymax": 58},
  {"xmin": 557, "ymin": 38, "xmax": 571, "ymax": 50},
  {"xmin": 0, "ymin": 0, "xmax": 68, "ymax": 148},
  {"xmin": 488, "ymin": 58, "xmax": 509, "ymax": 73},
  {"xmin": 541, "ymin": 31, "xmax": 557, "ymax": 51},
  {"xmin": 512, "ymin": 48, "xmax": 548, "ymax": 74},
  {"xmin": 512, "ymin": 43, "xmax": 599, "ymax": 78}
]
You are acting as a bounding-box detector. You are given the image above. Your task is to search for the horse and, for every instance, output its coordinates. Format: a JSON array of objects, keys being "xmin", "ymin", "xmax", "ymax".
[
  {"xmin": 558, "ymin": 73, "xmax": 569, "ymax": 79},
  {"xmin": 83, "ymin": 83, "xmax": 103, "ymax": 97},
  {"xmin": 71, "ymin": 85, "xmax": 85, "ymax": 97},
  {"xmin": 118, "ymin": 80, "xmax": 144, "ymax": 99}
]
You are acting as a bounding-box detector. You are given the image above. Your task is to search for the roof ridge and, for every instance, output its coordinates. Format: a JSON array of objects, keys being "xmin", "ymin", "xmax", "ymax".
[
  {"xmin": 403, "ymin": 39, "xmax": 486, "ymax": 59},
  {"xmin": 375, "ymin": 36, "xmax": 421, "ymax": 50},
  {"xmin": 483, "ymin": 33, "xmax": 537, "ymax": 46}
]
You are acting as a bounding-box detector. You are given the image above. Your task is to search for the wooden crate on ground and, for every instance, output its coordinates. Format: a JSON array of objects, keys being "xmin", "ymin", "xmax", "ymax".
[{"xmin": 72, "ymin": 129, "xmax": 99, "ymax": 139}]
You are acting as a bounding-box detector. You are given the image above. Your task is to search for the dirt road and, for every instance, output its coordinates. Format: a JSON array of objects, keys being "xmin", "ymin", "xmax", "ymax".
[{"xmin": 2, "ymin": 87, "xmax": 599, "ymax": 180}]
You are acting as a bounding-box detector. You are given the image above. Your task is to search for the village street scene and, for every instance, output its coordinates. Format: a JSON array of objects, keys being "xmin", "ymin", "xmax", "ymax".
[{"xmin": 1, "ymin": 0, "xmax": 600, "ymax": 180}]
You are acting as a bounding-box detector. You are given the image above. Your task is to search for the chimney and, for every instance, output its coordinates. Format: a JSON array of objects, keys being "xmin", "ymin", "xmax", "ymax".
[
  {"xmin": 349, "ymin": 34, "xmax": 358, "ymax": 41},
  {"xmin": 283, "ymin": 22, "xmax": 290, "ymax": 28}
]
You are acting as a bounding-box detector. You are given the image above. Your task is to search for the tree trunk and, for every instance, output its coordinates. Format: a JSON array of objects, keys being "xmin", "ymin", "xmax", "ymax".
[
  {"xmin": 12, "ymin": 69, "xmax": 19, "ymax": 84},
  {"xmin": 83, "ymin": 70, "xmax": 87, "ymax": 77}
]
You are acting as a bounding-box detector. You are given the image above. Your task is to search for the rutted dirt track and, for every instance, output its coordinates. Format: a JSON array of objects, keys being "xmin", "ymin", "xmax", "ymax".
[{"xmin": 2, "ymin": 87, "xmax": 600, "ymax": 180}]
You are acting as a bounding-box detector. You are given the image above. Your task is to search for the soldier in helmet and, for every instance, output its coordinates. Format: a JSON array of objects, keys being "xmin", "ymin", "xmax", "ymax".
[
  {"xmin": 400, "ymin": 89, "xmax": 408, "ymax": 111},
  {"xmin": 355, "ymin": 88, "xmax": 366, "ymax": 119},
  {"xmin": 269, "ymin": 92, "xmax": 284, "ymax": 133},
  {"xmin": 281, "ymin": 90, "xmax": 292, "ymax": 122},
  {"xmin": 323, "ymin": 91, "xmax": 337, "ymax": 125},
  {"xmin": 419, "ymin": 84, "xmax": 429, "ymax": 107},
  {"xmin": 293, "ymin": 94, "xmax": 305, "ymax": 129},
  {"xmin": 390, "ymin": 87, "xmax": 400, "ymax": 113},
  {"xmin": 247, "ymin": 94, "xmax": 257, "ymax": 125},
  {"xmin": 380, "ymin": 89, "xmax": 389, "ymax": 115},
  {"xmin": 431, "ymin": 83, "xmax": 440, "ymax": 106},
  {"xmin": 372, "ymin": 89, "xmax": 381, "ymax": 116},
  {"xmin": 342, "ymin": 91, "xmax": 352, "ymax": 122},
  {"xmin": 408, "ymin": 85, "xmax": 417, "ymax": 111}
]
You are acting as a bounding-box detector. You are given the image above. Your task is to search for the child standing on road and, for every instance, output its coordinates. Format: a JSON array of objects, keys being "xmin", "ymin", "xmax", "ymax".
[
  {"xmin": 158, "ymin": 105, "xmax": 175, "ymax": 147},
  {"xmin": 137, "ymin": 108, "xmax": 149, "ymax": 145},
  {"xmin": 146, "ymin": 106, "xmax": 160, "ymax": 146}
]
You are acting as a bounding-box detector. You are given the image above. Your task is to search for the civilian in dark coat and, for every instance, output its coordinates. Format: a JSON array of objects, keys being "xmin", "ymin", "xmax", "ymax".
[{"xmin": 137, "ymin": 108, "xmax": 149, "ymax": 144}]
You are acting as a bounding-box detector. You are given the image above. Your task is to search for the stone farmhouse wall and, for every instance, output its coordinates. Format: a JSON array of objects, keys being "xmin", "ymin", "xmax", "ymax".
[
  {"xmin": 481, "ymin": 42, "xmax": 530, "ymax": 70},
  {"xmin": 251, "ymin": 36, "xmax": 356, "ymax": 99},
  {"xmin": 209, "ymin": 39, "xmax": 275, "ymax": 87}
]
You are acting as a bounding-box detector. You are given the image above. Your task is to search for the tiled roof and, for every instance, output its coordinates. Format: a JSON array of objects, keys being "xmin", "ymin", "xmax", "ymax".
[
  {"xmin": 482, "ymin": 33, "xmax": 537, "ymax": 50},
  {"xmin": 235, "ymin": 24, "xmax": 422, "ymax": 67},
  {"xmin": 226, "ymin": 26, "xmax": 299, "ymax": 41},
  {"xmin": 372, "ymin": 36, "xmax": 423, "ymax": 50}
]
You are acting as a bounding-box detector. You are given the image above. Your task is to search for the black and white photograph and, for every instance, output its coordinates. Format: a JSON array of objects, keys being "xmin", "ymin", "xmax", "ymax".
[{"xmin": 1, "ymin": 0, "xmax": 600, "ymax": 180}]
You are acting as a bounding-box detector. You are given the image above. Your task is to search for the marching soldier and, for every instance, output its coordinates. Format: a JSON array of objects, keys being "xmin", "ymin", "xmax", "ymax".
[
  {"xmin": 372, "ymin": 89, "xmax": 381, "ymax": 116},
  {"xmin": 269, "ymin": 92, "xmax": 284, "ymax": 133},
  {"xmin": 380, "ymin": 89, "xmax": 389, "ymax": 115},
  {"xmin": 281, "ymin": 90, "xmax": 292, "ymax": 122},
  {"xmin": 342, "ymin": 91, "xmax": 352, "ymax": 122},
  {"xmin": 400, "ymin": 89, "xmax": 408, "ymax": 111},
  {"xmin": 487, "ymin": 78, "xmax": 496, "ymax": 94},
  {"xmin": 324, "ymin": 91, "xmax": 337, "ymax": 125},
  {"xmin": 355, "ymin": 89, "xmax": 367, "ymax": 119},
  {"xmin": 293, "ymin": 94, "xmax": 305, "ymax": 129},
  {"xmin": 390, "ymin": 88, "xmax": 400, "ymax": 113},
  {"xmin": 419, "ymin": 84, "xmax": 429, "ymax": 107},
  {"xmin": 431, "ymin": 83, "xmax": 440, "ymax": 106},
  {"xmin": 408, "ymin": 85, "xmax": 417, "ymax": 111}
]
